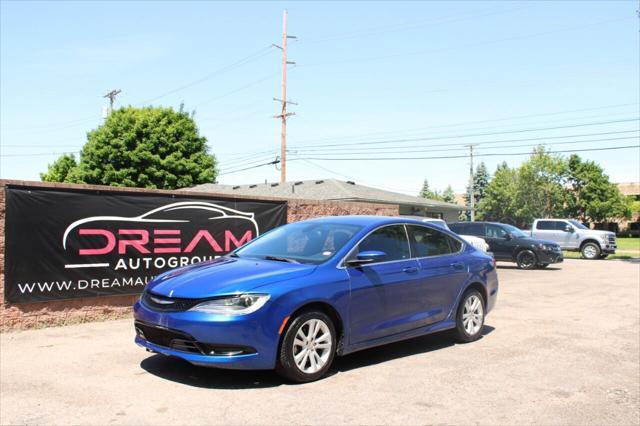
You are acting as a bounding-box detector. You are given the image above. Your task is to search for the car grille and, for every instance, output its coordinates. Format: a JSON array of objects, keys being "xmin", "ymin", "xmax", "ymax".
[
  {"xmin": 134, "ymin": 321, "xmax": 255, "ymax": 356},
  {"xmin": 140, "ymin": 292, "xmax": 202, "ymax": 312},
  {"xmin": 135, "ymin": 321, "xmax": 202, "ymax": 353},
  {"xmin": 607, "ymin": 235, "xmax": 616, "ymax": 244}
]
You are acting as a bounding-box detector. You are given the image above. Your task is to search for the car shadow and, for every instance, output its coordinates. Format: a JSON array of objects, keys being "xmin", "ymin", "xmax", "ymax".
[
  {"xmin": 139, "ymin": 354, "xmax": 283, "ymax": 389},
  {"xmin": 331, "ymin": 325, "xmax": 495, "ymax": 374},
  {"xmin": 139, "ymin": 326, "xmax": 495, "ymax": 388},
  {"xmin": 496, "ymin": 264, "xmax": 562, "ymax": 271}
]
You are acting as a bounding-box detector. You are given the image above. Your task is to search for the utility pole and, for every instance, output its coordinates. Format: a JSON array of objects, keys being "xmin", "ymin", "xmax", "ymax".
[
  {"xmin": 467, "ymin": 144, "xmax": 476, "ymax": 221},
  {"xmin": 273, "ymin": 10, "xmax": 296, "ymax": 183},
  {"xmin": 103, "ymin": 89, "xmax": 121, "ymax": 118}
]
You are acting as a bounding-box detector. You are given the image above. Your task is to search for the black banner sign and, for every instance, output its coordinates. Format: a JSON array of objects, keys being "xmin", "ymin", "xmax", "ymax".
[{"xmin": 4, "ymin": 185, "xmax": 287, "ymax": 303}]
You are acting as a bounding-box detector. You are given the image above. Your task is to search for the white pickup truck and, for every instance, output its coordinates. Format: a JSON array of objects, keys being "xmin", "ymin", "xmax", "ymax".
[{"xmin": 530, "ymin": 219, "xmax": 616, "ymax": 259}]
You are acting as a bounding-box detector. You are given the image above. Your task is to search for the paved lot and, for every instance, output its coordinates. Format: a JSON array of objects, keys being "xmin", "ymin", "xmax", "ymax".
[{"xmin": 1, "ymin": 259, "xmax": 639, "ymax": 425}]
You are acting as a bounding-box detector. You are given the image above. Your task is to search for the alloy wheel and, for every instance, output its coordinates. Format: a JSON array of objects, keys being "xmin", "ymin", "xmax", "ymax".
[
  {"xmin": 462, "ymin": 295, "xmax": 484, "ymax": 336},
  {"xmin": 292, "ymin": 319, "xmax": 332, "ymax": 374},
  {"xmin": 583, "ymin": 245, "xmax": 598, "ymax": 258},
  {"xmin": 518, "ymin": 251, "xmax": 536, "ymax": 268}
]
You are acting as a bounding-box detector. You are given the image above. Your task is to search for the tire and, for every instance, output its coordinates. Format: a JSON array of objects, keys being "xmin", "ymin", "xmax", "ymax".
[
  {"xmin": 516, "ymin": 249, "xmax": 537, "ymax": 269},
  {"xmin": 454, "ymin": 289, "xmax": 485, "ymax": 343},
  {"xmin": 537, "ymin": 263, "xmax": 549, "ymax": 268},
  {"xmin": 276, "ymin": 310, "xmax": 336, "ymax": 383},
  {"xmin": 581, "ymin": 242, "xmax": 601, "ymax": 260}
]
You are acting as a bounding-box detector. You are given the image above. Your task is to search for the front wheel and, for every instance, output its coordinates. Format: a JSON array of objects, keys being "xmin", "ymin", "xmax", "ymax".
[
  {"xmin": 276, "ymin": 311, "xmax": 336, "ymax": 383},
  {"xmin": 581, "ymin": 242, "xmax": 601, "ymax": 260},
  {"xmin": 455, "ymin": 290, "xmax": 485, "ymax": 343},
  {"xmin": 516, "ymin": 249, "xmax": 537, "ymax": 269}
]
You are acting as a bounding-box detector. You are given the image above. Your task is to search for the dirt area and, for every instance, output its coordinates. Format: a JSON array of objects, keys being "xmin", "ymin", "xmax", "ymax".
[{"xmin": 1, "ymin": 259, "xmax": 638, "ymax": 425}]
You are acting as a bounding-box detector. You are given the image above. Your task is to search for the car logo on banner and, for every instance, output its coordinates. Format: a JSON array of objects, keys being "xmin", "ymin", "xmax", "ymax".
[{"xmin": 61, "ymin": 201, "xmax": 259, "ymax": 270}]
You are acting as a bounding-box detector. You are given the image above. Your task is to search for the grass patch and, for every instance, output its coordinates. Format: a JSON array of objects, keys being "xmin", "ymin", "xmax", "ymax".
[{"xmin": 563, "ymin": 237, "xmax": 639, "ymax": 260}]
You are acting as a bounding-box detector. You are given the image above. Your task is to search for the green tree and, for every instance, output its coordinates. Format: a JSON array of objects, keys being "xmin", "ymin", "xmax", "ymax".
[
  {"xmin": 477, "ymin": 149, "xmax": 569, "ymax": 227},
  {"xmin": 565, "ymin": 154, "xmax": 630, "ymax": 223},
  {"xmin": 464, "ymin": 161, "xmax": 490, "ymax": 220},
  {"xmin": 41, "ymin": 106, "xmax": 217, "ymax": 189},
  {"xmin": 442, "ymin": 185, "xmax": 456, "ymax": 204},
  {"xmin": 41, "ymin": 153, "xmax": 78, "ymax": 183},
  {"xmin": 477, "ymin": 162, "xmax": 518, "ymax": 223},
  {"xmin": 419, "ymin": 178, "xmax": 443, "ymax": 200},
  {"xmin": 512, "ymin": 147, "xmax": 568, "ymax": 226}
]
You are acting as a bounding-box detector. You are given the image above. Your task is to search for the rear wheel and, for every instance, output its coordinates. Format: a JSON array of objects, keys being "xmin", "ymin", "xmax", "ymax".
[
  {"xmin": 581, "ymin": 242, "xmax": 601, "ymax": 260},
  {"xmin": 455, "ymin": 290, "xmax": 485, "ymax": 343},
  {"xmin": 276, "ymin": 311, "xmax": 336, "ymax": 383},
  {"xmin": 516, "ymin": 250, "xmax": 537, "ymax": 269}
]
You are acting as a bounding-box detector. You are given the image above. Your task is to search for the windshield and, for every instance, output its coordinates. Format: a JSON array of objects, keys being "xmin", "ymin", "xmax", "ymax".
[
  {"xmin": 502, "ymin": 224, "xmax": 528, "ymax": 238},
  {"xmin": 568, "ymin": 219, "xmax": 588, "ymax": 229},
  {"xmin": 234, "ymin": 222, "xmax": 363, "ymax": 265}
]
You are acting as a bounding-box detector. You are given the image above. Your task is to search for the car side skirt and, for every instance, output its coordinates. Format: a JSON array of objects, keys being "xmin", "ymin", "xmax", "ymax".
[{"xmin": 339, "ymin": 319, "xmax": 457, "ymax": 356}]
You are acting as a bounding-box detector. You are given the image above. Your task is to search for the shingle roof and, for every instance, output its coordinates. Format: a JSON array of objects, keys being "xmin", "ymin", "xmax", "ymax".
[
  {"xmin": 188, "ymin": 179, "xmax": 465, "ymax": 211},
  {"xmin": 617, "ymin": 182, "xmax": 640, "ymax": 196}
]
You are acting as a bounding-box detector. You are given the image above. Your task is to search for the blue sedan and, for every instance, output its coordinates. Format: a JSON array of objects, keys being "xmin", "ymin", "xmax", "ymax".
[{"xmin": 134, "ymin": 216, "xmax": 498, "ymax": 382}]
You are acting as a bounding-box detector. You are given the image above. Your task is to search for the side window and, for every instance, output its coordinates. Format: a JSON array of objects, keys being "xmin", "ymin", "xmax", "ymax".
[
  {"xmin": 465, "ymin": 223, "xmax": 484, "ymax": 236},
  {"xmin": 536, "ymin": 220, "xmax": 555, "ymax": 230},
  {"xmin": 407, "ymin": 225, "xmax": 457, "ymax": 257},
  {"xmin": 448, "ymin": 223, "xmax": 465, "ymax": 234},
  {"xmin": 485, "ymin": 224, "xmax": 508, "ymax": 238},
  {"xmin": 356, "ymin": 225, "xmax": 410, "ymax": 262},
  {"xmin": 555, "ymin": 221, "xmax": 570, "ymax": 231}
]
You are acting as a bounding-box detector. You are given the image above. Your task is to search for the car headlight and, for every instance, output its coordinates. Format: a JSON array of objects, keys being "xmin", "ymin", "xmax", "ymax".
[
  {"xmin": 537, "ymin": 243, "xmax": 556, "ymax": 251},
  {"xmin": 189, "ymin": 294, "xmax": 270, "ymax": 315}
]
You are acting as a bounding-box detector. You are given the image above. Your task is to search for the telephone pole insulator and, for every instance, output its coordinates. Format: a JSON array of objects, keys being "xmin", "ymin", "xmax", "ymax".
[{"xmin": 103, "ymin": 89, "xmax": 121, "ymax": 118}]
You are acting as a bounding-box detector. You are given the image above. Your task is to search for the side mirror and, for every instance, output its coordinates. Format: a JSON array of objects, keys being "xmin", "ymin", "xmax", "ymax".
[
  {"xmin": 345, "ymin": 250, "xmax": 387, "ymax": 266},
  {"xmin": 564, "ymin": 225, "xmax": 574, "ymax": 233},
  {"xmin": 504, "ymin": 233, "xmax": 512, "ymax": 240}
]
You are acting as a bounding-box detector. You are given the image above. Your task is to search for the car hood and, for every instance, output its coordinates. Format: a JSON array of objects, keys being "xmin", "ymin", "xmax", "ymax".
[
  {"xmin": 583, "ymin": 229, "xmax": 615, "ymax": 238},
  {"xmin": 146, "ymin": 256, "xmax": 316, "ymax": 299}
]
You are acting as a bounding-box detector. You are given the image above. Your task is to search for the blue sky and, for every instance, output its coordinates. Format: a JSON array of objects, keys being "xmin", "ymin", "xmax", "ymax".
[{"xmin": 1, "ymin": 0, "xmax": 638, "ymax": 195}]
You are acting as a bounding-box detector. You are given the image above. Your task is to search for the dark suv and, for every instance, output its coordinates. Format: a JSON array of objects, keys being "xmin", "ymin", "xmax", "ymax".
[{"xmin": 449, "ymin": 222, "xmax": 563, "ymax": 269}]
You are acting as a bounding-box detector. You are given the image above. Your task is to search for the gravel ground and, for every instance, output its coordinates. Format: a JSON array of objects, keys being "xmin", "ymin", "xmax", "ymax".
[{"xmin": 1, "ymin": 259, "xmax": 639, "ymax": 425}]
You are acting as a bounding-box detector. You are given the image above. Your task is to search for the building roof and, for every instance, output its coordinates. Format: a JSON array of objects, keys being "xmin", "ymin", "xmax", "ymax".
[
  {"xmin": 617, "ymin": 182, "xmax": 640, "ymax": 196},
  {"xmin": 189, "ymin": 179, "xmax": 465, "ymax": 211}
]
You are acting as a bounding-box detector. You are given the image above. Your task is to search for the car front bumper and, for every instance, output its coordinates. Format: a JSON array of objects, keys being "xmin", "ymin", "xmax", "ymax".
[
  {"xmin": 133, "ymin": 300, "xmax": 280, "ymax": 370},
  {"xmin": 537, "ymin": 249, "xmax": 564, "ymax": 264},
  {"xmin": 602, "ymin": 244, "xmax": 617, "ymax": 254}
]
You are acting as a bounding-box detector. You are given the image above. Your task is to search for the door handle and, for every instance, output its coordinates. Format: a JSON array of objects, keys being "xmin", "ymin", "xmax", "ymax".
[
  {"xmin": 403, "ymin": 266, "xmax": 419, "ymax": 274},
  {"xmin": 450, "ymin": 262, "xmax": 465, "ymax": 270}
]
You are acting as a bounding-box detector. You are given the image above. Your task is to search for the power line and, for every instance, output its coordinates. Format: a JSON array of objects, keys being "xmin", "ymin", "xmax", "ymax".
[
  {"xmin": 292, "ymin": 145, "xmax": 640, "ymax": 162},
  {"xmin": 287, "ymin": 103, "xmax": 639, "ymax": 146},
  {"xmin": 288, "ymin": 118, "xmax": 640, "ymax": 149},
  {"xmin": 138, "ymin": 46, "xmax": 274, "ymax": 105},
  {"xmin": 303, "ymin": 4, "xmax": 530, "ymax": 44},
  {"xmin": 218, "ymin": 158, "xmax": 280, "ymax": 176},
  {"xmin": 0, "ymin": 151, "xmax": 80, "ymax": 158},
  {"xmin": 287, "ymin": 134, "xmax": 639, "ymax": 156},
  {"xmin": 1, "ymin": 46, "xmax": 277, "ymax": 135},
  {"xmin": 300, "ymin": 16, "xmax": 633, "ymax": 68}
]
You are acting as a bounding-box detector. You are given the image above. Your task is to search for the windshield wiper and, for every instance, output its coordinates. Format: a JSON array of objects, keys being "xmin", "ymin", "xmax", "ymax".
[{"xmin": 263, "ymin": 255, "xmax": 299, "ymax": 264}]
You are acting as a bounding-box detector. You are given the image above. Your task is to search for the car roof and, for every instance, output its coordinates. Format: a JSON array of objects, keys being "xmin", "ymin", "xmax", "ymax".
[
  {"xmin": 300, "ymin": 215, "xmax": 429, "ymax": 227},
  {"xmin": 449, "ymin": 221, "xmax": 508, "ymax": 226}
]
